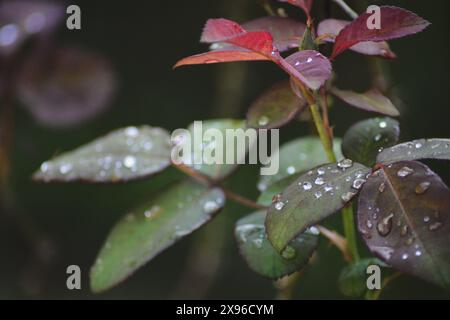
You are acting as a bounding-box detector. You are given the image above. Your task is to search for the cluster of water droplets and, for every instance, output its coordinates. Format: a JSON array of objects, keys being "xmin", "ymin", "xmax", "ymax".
[
  {"xmin": 379, "ymin": 139, "xmax": 450, "ymax": 161},
  {"xmin": 36, "ymin": 126, "xmax": 171, "ymax": 182},
  {"xmin": 271, "ymin": 159, "xmax": 369, "ymax": 213}
]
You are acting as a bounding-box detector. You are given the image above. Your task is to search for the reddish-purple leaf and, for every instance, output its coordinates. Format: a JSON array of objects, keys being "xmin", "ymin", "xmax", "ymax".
[
  {"xmin": 318, "ymin": 19, "xmax": 396, "ymax": 59},
  {"xmin": 279, "ymin": 50, "xmax": 332, "ymax": 90},
  {"xmin": 331, "ymin": 88, "xmax": 399, "ymax": 116},
  {"xmin": 243, "ymin": 17, "xmax": 306, "ymax": 52},
  {"xmin": 358, "ymin": 161, "xmax": 450, "ymax": 288},
  {"xmin": 278, "ymin": 0, "xmax": 314, "ymax": 18},
  {"xmin": 332, "ymin": 6, "xmax": 430, "ymax": 59},
  {"xmin": 246, "ymin": 81, "xmax": 306, "ymax": 129},
  {"xmin": 174, "ymin": 50, "xmax": 269, "ymax": 68},
  {"xmin": 200, "ymin": 18, "xmax": 246, "ymax": 43},
  {"xmin": 227, "ymin": 31, "xmax": 275, "ymax": 56}
]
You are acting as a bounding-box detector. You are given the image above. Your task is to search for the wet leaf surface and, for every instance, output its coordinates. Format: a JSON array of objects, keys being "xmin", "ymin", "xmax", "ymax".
[
  {"xmin": 342, "ymin": 117, "xmax": 400, "ymax": 167},
  {"xmin": 257, "ymin": 136, "xmax": 342, "ymax": 192},
  {"xmin": 377, "ymin": 139, "xmax": 450, "ymax": 165},
  {"xmin": 90, "ymin": 180, "xmax": 225, "ymax": 293},
  {"xmin": 266, "ymin": 161, "xmax": 370, "ymax": 252},
  {"xmin": 246, "ymin": 81, "xmax": 306, "ymax": 129},
  {"xmin": 257, "ymin": 175, "xmax": 299, "ymax": 207},
  {"xmin": 332, "ymin": 88, "xmax": 399, "ymax": 116},
  {"xmin": 172, "ymin": 119, "xmax": 248, "ymax": 180},
  {"xmin": 281, "ymin": 50, "xmax": 332, "ymax": 90},
  {"xmin": 34, "ymin": 126, "xmax": 171, "ymax": 183},
  {"xmin": 235, "ymin": 210, "xmax": 318, "ymax": 279},
  {"xmin": 357, "ymin": 161, "xmax": 450, "ymax": 288}
]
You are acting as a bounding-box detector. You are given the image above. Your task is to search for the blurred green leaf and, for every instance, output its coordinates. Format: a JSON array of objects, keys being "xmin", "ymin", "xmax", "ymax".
[
  {"xmin": 173, "ymin": 119, "xmax": 247, "ymax": 180},
  {"xmin": 339, "ymin": 258, "xmax": 387, "ymax": 298},
  {"xmin": 357, "ymin": 161, "xmax": 450, "ymax": 288},
  {"xmin": 34, "ymin": 126, "xmax": 171, "ymax": 183},
  {"xmin": 342, "ymin": 117, "xmax": 400, "ymax": 167},
  {"xmin": 266, "ymin": 161, "xmax": 370, "ymax": 252},
  {"xmin": 90, "ymin": 179, "xmax": 225, "ymax": 293},
  {"xmin": 377, "ymin": 138, "xmax": 450, "ymax": 165},
  {"xmin": 235, "ymin": 210, "xmax": 318, "ymax": 279},
  {"xmin": 257, "ymin": 136, "xmax": 343, "ymax": 192},
  {"xmin": 246, "ymin": 81, "xmax": 305, "ymax": 129}
]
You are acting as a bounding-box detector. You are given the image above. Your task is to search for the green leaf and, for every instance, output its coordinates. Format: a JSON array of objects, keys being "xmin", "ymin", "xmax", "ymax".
[
  {"xmin": 257, "ymin": 175, "xmax": 299, "ymax": 207},
  {"xmin": 246, "ymin": 81, "xmax": 306, "ymax": 129},
  {"xmin": 377, "ymin": 138, "xmax": 450, "ymax": 165},
  {"xmin": 339, "ymin": 258, "xmax": 387, "ymax": 298},
  {"xmin": 90, "ymin": 180, "xmax": 225, "ymax": 293},
  {"xmin": 332, "ymin": 88, "xmax": 399, "ymax": 116},
  {"xmin": 236, "ymin": 211, "xmax": 318, "ymax": 279},
  {"xmin": 357, "ymin": 161, "xmax": 450, "ymax": 288},
  {"xmin": 266, "ymin": 161, "xmax": 371, "ymax": 252},
  {"xmin": 257, "ymin": 136, "xmax": 343, "ymax": 192},
  {"xmin": 300, "ymin": 24, "xmax": 317, "ymax": 51},
  {"xmin": 33, "ymin": 126, "xmax": 171, "ymax": 183},
  {"xmin": 172, "ymin": 119, "xmax": 247, "ymax": 180},
  {"xmin": 342, "ymin": 117, "xmax": 400, "ymax": 167}
]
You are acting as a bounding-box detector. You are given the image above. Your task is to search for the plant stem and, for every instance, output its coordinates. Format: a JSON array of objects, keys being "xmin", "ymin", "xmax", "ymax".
[
  {"xmin": 332, "ymin": 0, "xmax": 358, "ymax": 19},
  {"xmin": 171, "ymin": 162, "xmax": 265, "ymax": 210},
  {"xmin": 309, "ymin": 103, "xmax": 336, "ymax": 163},
  {"xmin": 342, "ymin": 205, "xmax": 360, "ymax": 261}
]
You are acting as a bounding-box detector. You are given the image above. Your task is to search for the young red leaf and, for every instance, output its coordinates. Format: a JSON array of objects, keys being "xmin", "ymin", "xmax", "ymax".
[
  {"xmin": 331, "ymin": 88, "xmax": 399, "ymax": 116},
  {"xmin": 243, "ymin": 17, "xmax": 306, "ymax": 52},
  {"xmin": 200, "ymin": 18, "xmax": 246, "ymax": 43},
  {"xmin": 318, "ymin": 19, "xmax": 396, "ymax": 59},
  {"xmin": 173, "ymin": 50, "xmax": 269, "ymax": 68},
  {"xmin": 332, "ymin": 6, "xmax": 430, "ymax": 59},
  {"xmin": 278, "ymin": 0, "xmax": 314, "ymax": 18},
  {"xmin": 279, "ymin": 50, "xmax": 332, "ymax": 90}
]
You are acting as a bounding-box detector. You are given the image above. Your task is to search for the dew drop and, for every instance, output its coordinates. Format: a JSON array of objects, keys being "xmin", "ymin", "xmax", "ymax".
[
  {"xmin": 274, "ymin": 201, "xmax": 285, "ymax": 211},
  {"xmin": 366, "ymin": 220, "xmax": 373, "ymax": 229},
  {"xmin": 123, "ymin": 155, "xmax": 137, "ymax": 169},
  {"xmin": 378, "ymin": 182, "xmax": 386, "ymax": 193},
  {"xmin": 379, "ymin": 121, "xmax": 387, "ymax": 128},
  {"xmin": 306, "ymin": 57, "xmax": 313, "ymax": 63},
  {"xmin": 324, "ymin": 184, "xmax": 333, "ymax": 192},
  {"xmin": 376, "ymin": 213, "xmax": 394, "ymax": 237},
  {"xmin": 374, "ymin": 134, "xmax": 382, "ymax": 142},
  {"xmin": 397, "ymin": 166, "xmax": 414, "ymax": 178},
  {"xmin": 415, "ymin": 142, "xmax": 423, "ymax": 149},
  {"xmin": 281, "ymin": 246, "xmax": 296, "ymax": 259},
  {"xmin": 415, "ymin": 250, "xmax": 422, "ymax": 257},
  {"xmin": 337, "ymin": 159, "xmax": 353, "ymax": 169},
  {"xmin": 423, "ymin": 216, "xmax": 430, "ymax": 223},
  {"xmin": 203, "ymin": 200, "xmax": 220, "ymax": 213},
  {"xmin": 317, "ymin": 168, "xmax": 325, "ymax": 175},
  {"xmin": 252, "ymin": 238, "xmax": 263, "ymax": 249},
  {"xmin": 400, "ymin": 225, "xmax": 408, "ymax": 237},
  {"xmin": 258, "ymin": 116, "xmax": 269, "ymax": 126},
  {"xmin": 341, "ymin": 191, "xmax": 356, "ymax": 203},
  {"xmin": 415, "ymin": 181, "xmax": 431, "ymax": 194},
  {"xmin": 401, "ymin": 253, "xmax": 409, "ymax": 260},
  {"xmin": 40, "ymin": 162, "xmax": 50, "ymax": 172},
  {"xmin": 59, "ymin": 163, "xmax": 73, "ymax": 175},
  {"xmin": 286, "ymin": 166, "xmax": 296, "ymax": 175},
  {"xmin": 352, "ymin": 178, "xmax": 366, "ymax": 190},
  {"xmin": 301, "ymin": 182, "xmax": 312, "ymax": 191},
  {"xmin": 144, "ymin": 205, "xmax": 161, "ymax": 219},
  {"xmin": 308, "ymin": 226, "xmax": 320, "ymax": 235},
  {"xmin": 429, "ymin": 221, "xmax": 443, "ymax": 231},
  {"xmin": 125, "ymin": 126, "xmax": 139, "ymax": 137},
  {"xmin": 315, "ymin": 177, "xmax": 325, "ymax": 185},
  {"xmin": 314, "ymin": 191, "xmax": 322, "ymax": 199}
]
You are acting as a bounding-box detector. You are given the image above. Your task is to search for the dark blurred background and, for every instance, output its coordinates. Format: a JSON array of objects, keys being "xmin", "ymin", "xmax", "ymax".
[{"xmin": 1, "ymin": 0, "xmax": 449, "ymax": 299}]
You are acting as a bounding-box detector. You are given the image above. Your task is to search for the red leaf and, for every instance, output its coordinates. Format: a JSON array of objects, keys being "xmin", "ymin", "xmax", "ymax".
[
  {"xmin": 173, "ymin": 50, "xmax": 269, "ymax": 68},
  {"xmin": 200, "ymin": 18, "xmax": 246, "ymax": 43},
  {"xmin": 332, "ymin": 6, "xmax": 430, "ymax": 59},
  {"xmin": 278, "ymin": 0, "xmax": 314, "ymax": 18},
  {"xmin": 243, "ymin": 17, "xmax": 306, "ymax": 52},
  {"xmin": 279, "ymin": 50, "xmax": 332, "ymax": 90},
  {"xmin": 318, "ymin": 19, "xmax": 396, "ymax": 59}
]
